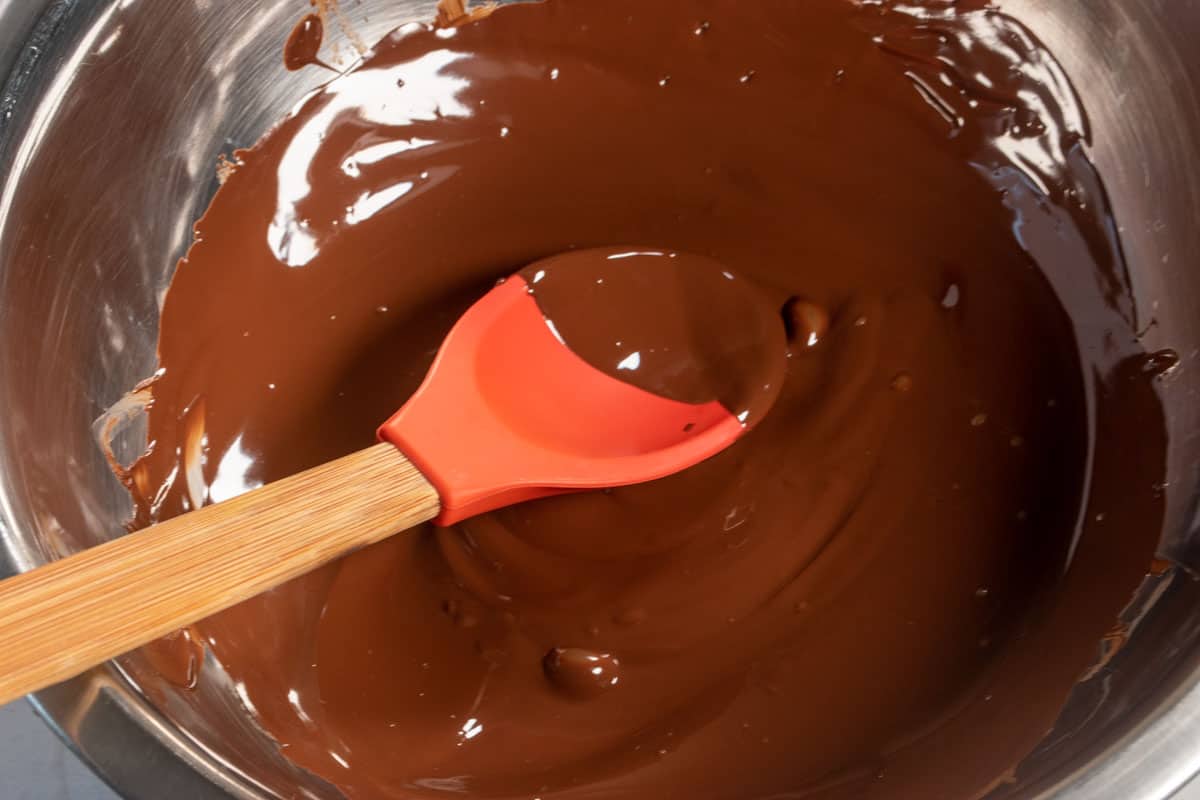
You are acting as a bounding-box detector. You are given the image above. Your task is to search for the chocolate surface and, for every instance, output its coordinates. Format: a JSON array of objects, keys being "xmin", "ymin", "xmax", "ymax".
[
  {"xmin": 519, "ymin": 248, "xmax": 787, "ymax": 424},
  {"xmin": 118, "ymin": 0, "xmax": 1168, "ymax": 797}
]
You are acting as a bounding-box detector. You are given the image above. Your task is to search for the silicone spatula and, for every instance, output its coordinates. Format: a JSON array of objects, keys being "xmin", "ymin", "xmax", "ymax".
[{"xmin": 0, "ymin": 255, "xmax": 783, "ymax": 705}]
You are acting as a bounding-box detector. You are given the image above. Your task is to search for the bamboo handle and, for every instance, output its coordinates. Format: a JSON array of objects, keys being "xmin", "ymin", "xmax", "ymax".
[{"xmin": 0, "ymin": 442, "xmax": 439, "ymax": 705}]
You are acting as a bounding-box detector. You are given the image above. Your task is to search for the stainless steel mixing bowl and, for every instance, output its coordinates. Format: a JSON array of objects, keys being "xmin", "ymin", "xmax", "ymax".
[{"xmin": 0, "ymin": 1, "xmax": 1198, "ymax": 797}]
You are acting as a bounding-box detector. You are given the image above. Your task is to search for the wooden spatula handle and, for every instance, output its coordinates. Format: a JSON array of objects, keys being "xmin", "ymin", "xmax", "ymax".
[{"xmin": 0, "ymin": 442, "xmax": 438, "ymax": 705}]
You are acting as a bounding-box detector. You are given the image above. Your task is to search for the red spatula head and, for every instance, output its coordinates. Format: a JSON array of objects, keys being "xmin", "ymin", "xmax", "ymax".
[{"xmin": 379, "ymin": 249, "xmax": 785, "ymax": 525}]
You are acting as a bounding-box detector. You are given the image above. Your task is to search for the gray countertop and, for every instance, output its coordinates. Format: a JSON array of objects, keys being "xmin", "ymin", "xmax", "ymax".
[{"xmin": 0, "ymin": 700, "xmax": 117, "ymax": 800}]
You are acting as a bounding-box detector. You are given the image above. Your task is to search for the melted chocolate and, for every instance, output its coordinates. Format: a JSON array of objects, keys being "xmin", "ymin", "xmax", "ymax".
[
  {"xmin": 284, "ymin": 14, "xmax": 329, "ymax": 72},
  {"xmin": 118, "ymin": 0, "xmax": 1168, "ymax": 797},
  {"xmin": 519, "ymin": 248, "xmax": 787, "ymax": 424},
  {"xmin": 543, "ymin": 648, "xmax": 622, "ymax": 701}
]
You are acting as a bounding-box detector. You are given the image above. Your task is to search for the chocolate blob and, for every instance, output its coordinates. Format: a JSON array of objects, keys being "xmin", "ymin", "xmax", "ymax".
[
  {"xmin": 284, "ymin": 14, "xmax": 328, "ymax": 72},
  {"xmin": 117, "ymin": 0, "xmax": 1169, "ymax": 798},
  {"xmin": 543, "ymin": 648, "xmax": 622, "ymax": 700}
]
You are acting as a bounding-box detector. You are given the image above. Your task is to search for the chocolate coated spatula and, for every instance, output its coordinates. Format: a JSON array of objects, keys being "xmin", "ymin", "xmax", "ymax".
[{"xmin": 0, "ymin": 251, "xmax": 785, "ymax": 705}]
